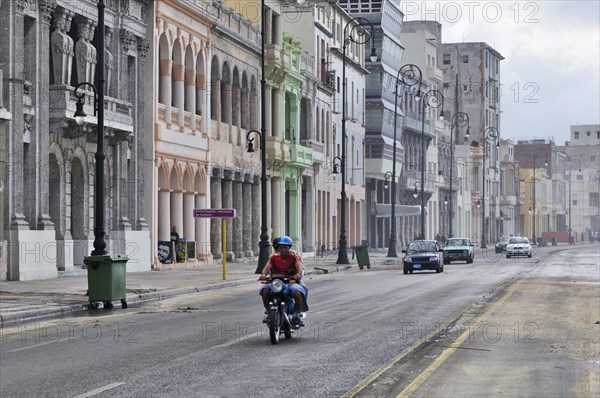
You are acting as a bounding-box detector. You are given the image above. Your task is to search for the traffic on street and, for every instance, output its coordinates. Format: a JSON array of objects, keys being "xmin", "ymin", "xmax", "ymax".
[{"xmin": 1, "ymin": 245, "xmax": 598, "ymax": 397}]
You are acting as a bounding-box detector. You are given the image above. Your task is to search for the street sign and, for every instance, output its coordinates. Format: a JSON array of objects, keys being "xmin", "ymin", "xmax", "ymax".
[{"xmin": 193, "ymin": 208, "xmax": 236, "ymax": 218}]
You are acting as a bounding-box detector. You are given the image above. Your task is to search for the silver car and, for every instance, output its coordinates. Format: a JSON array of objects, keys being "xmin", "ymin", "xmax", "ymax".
[{"xmin": 506, "ymin": 237, "xmax": 532, "ymax": 258}]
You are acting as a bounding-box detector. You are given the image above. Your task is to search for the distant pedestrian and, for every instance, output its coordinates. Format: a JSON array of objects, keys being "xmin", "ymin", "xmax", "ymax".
[{"xmin": 170, "ymin": 226, "xmax": 180, "ymax": 242}]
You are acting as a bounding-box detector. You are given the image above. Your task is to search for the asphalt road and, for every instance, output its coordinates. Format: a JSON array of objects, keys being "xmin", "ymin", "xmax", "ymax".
[{"xmin": 1, "ymin": 246, "xmax": 598, "ymax": 397}]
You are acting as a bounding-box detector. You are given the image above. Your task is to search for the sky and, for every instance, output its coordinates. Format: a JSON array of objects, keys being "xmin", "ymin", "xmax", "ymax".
[{"xmin": 400, "ymin": 0, "xmax": 600, "ymax": 145}]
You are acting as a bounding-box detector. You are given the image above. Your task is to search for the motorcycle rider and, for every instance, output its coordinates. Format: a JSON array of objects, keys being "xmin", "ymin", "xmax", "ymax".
[{"xmin": 259, "ymin": 236, "xmax": 308, "ymax": 326}]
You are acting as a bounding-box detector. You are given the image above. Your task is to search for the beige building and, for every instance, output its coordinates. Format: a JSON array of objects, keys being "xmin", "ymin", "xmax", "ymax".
[{"xmin": 152, "ymin": 1, "xmax": 216, "ymax": 267}]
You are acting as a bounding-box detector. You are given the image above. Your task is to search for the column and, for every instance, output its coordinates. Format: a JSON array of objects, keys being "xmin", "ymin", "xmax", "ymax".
[
  {"xmin": 251, "ymin": 176, "xmax": 260, "ymax": 253},
  {"xmin": 243, "ymin": 175, "xmax": 253, "ymax": 256},
  {"xmin": 222, "ymin": 170, "xmax": 234, "ymax": 259},
  {"xmin": 196, "ymin": 72, "xmax": 207, "ymax": 132},
  {"xmin": 36, "ymin": 1, "xmax": 55, "ymax": 230},
  {"xmin": 271, "ymin": 89, "xmax": 281, "ymax": 138},
  {"xmin": 195, "ymin": 193, "xmax": 208, "ymax": 259},
  {"xmin": 210, "ymin": 171, "xmax": 222, "ymax": 259},
  {"xmin": 185, "ymin": 66, "xmax": 196, "ymax": 128},
  {"xmin": 159, "ymin": 58, "xmax": 173, "ymax": 124},
  {"xmin": 232, "ymin": 172, "xmax": 243, "ymax": 258},
  {"xmin": 173, "ymin": 61, "xmax": 185, "ymax": 127},
  {"xmin": 157, "ymin": 191, "xmax": 171, "ymax": 241},
  {"xmin": 271, "ymin": 177, "xmax": 282, "ymax": 236},
  {"xmin": 210, "ymin": 76, "xmax": 221, "ymax": 138},
  {"xmin": 183, "ymin": 192, "xmax": 195, "ymax": 247}
]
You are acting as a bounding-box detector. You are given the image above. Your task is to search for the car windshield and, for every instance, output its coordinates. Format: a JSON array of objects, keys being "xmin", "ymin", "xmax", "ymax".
[
  {"xmin": 509, "ymin": 238, "xmax": 529, "ymax": 244},
  {"xmin": 447, "ymin": 239, "xmax": 468, "ymax": 246},
  {"xmin": 499, "ymin": 237, "xmax": 509, "ymax": 243},
  {"xmin": 407, "ymin": 242, "xmax": 437, "ymax": 253}
]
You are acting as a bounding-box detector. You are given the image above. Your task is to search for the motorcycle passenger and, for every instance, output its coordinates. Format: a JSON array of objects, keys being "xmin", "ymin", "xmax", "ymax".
[{"xmin": 260, "ymin": 235, "xmax": 308, "ymax": 326}]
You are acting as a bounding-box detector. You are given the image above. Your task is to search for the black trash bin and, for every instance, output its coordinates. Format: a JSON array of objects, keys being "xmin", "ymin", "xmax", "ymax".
[
  {"xmin": 353, "ymin": 245, "xmax": 370, "ymax": 270},
  {"xmin": 551, "ymin": 237, "xmax": 557, "ymax": 246}
]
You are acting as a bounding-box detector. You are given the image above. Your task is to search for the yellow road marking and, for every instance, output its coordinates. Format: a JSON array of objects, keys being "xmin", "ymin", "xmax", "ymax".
[
  {"xmin": 397, "ymin": 280, "xmax": 520, "ymax": 397},
  {"xmin": 343, "ymin": 279, "xmax": 520, "ymax": 398}
]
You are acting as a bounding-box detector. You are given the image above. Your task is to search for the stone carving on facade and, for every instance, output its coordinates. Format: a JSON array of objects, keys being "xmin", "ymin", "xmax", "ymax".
[
  {"xmin": 39, "ymin": 0, "xmax": 57, "ymax": 24},
  {"xmin": 120, "ymin": 29, "xmax": 135, "ymax": 54},
  {"xmin": 137, "ymin": 38, "xmax": 149, "ymax": 62},
  {"xmin": 51, "ymin": 7, "xmax": 74, "ymax": 85},
  {"xmin": 15, "ymin": 0, "xmax": 29, "ymax": 13},
  {"xmin": 74, "ymin": 16, "xmax": 97, "ymax": 87},
  {"xmin": 105, "ymin": 27, "xmax": 114, "ymax": 95}
]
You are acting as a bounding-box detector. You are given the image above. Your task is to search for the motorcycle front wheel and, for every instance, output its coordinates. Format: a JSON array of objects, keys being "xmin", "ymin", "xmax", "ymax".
[{"xmin": 269, "ymin": 308, "xmax": 281, "ymax": 344}]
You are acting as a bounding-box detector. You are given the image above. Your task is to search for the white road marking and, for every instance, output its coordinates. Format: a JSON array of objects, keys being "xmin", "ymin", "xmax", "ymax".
[
  {"xmin": 73, "ymin": 382, "xmax": 125, "ymax": 398},
  {"xmin": 6, "ymin": 338, "xmax": 74, "ymax": 353},
  {"xmin": 215, "ymin": 331, "xmax": 262, "ymax": 348}
]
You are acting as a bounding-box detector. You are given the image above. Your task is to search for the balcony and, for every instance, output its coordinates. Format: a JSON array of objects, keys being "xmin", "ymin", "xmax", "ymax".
[{"xmin": 49, "ymin": 84, "xmax": 133, "ymax": 134}]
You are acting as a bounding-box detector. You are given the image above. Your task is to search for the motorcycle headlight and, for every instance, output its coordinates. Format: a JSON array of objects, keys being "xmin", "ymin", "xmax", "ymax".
[{"xmin": 270, "ymin": 279, "xmax": 284, "ymax": 293}]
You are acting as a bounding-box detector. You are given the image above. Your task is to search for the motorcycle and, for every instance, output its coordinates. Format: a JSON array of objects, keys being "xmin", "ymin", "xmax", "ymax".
[{"xmin": 260, "ymin": 274, "xmax": 302, "ymax": 344}]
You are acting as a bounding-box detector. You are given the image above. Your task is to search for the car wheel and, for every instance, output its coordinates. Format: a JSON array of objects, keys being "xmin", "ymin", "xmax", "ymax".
[
  {"xmin": 403, "ymin": 268, "xmax": 408, "ymax": 275},
  {"xmin": 528, "ymin": 253, "xmax": 532, "ymax": 258}
]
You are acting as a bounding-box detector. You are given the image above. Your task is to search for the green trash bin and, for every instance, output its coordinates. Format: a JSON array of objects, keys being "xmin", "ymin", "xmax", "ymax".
[
  {"xmin": 84, "ymin": 255, "xmax": 128, "ymax": 309},
  {"xmin": 354, "ymin": 245, "xmax": 371, "ymax": 270}
]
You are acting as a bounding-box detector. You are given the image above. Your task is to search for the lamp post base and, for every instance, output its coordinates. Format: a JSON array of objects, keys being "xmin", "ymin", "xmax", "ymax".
[{"xmin": 387, "ymin": 238, "xmax": 398, "ymax": 257}]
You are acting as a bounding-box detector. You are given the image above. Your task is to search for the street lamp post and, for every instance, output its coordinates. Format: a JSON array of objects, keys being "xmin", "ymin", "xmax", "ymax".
[
  {"xmin": 532, "ymin": 147, "xmax": 548, "ymax": 245},
  {"xmin": 567, "ymin": 158, "xmax": 581, "ymax": 244},
  {"xmin": 383, "ymin": 171, "xmax": 392, "ymax": 189},
  {"xmin": 337, "ymin": 17, "xmax": 377, "ymax": 264},
  {"xmin": 244, "ymin": 0, "xmax": 270, "ymax": 274},
  {"xmin": 388, "ymin": 64, "xmax": 422, "ymax": 257},
  {"xmin": 73, "ymin": 0, "xmax": 106, "ymax": 256},
  {"xmin": 480, "ymin": 127, "xmax": 499, "ymax": 248},
  {"xmin": 417, "ymin": 89, "xmax": 444, "ymax": 240},
  {"xmin": 448, "ymin": 112, "xmax": 469, "ymax": 238}
]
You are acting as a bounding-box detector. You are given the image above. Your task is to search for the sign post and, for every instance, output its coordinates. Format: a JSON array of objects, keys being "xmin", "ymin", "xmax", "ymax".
[{"xmin": 193, "ymin": 209, "xmax": 237, "ymax": 280}]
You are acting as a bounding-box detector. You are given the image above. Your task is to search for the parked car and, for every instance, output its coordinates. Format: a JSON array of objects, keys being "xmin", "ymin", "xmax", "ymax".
[
  {"xmin": 402, "ymin": 240, "xmax": 444, "ymax": 274},
  {"xmin": 506, "ymin": 237, "xmax": 532, "ymax": 258},
  {"xmin": 442, "ymin": 237, "xmax": 474, "ymax": 264},
  {"xmin": 495, "ymin": 236, "xmax": 510, "ymax": 253}
]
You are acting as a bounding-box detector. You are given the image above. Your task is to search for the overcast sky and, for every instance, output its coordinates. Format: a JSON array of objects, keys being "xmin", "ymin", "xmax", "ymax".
[{"xmin": 400, "ymin": 0, "xmax": 600, "ymax": 145}]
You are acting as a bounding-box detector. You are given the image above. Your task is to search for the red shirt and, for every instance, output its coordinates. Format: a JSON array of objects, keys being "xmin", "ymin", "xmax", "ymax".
[{"xmin": 266, "ymin": 252, "xmax": 301, "ymax": 276}]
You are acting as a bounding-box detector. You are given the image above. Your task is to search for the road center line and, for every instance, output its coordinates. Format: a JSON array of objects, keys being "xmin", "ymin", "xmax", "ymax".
[{"xmin": 73, "ymin": 382, "xmax": 125, "ymax": 398}]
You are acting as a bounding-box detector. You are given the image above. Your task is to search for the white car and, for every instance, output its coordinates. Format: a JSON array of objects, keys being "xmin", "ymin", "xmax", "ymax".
[{"xmin": 506, "ymin": 237, "xmax": 532, "ymax": 258}]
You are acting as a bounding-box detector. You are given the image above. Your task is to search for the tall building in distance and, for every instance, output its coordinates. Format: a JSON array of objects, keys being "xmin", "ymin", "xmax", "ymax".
[{"xmin": 441, "ymin": 42, "xmax": 504, "ymax": 246}]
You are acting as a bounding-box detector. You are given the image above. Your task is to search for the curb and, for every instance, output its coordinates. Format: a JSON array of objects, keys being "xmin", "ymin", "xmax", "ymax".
[{"xmin": 0, "ymin": 263, "xmax": 366, "ymax": 328}]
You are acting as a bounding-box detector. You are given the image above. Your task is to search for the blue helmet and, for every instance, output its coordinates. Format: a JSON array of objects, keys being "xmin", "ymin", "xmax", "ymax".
[
  {"xmin": 272, "ymin": 237, "xmax": 280, "ymax": 248},
  {"xmin": 278, "ymin": 235, "xmax": 293, "ymax": 247}
]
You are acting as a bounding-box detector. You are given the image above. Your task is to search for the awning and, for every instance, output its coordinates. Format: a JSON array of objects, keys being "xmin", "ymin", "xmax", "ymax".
[{"xmin": 374, "ymin": 203, "xmax": 427, "ymax": 217}]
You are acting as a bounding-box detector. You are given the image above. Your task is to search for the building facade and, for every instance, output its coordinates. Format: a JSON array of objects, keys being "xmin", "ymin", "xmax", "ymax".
[
  {"xmin": 152, "ymin": 0, "xmax": 217, "ymax": 267},
  {"xmin": 441, "ymin": 42, "xmax": 504, "ymax": 246},
  {"xmin": 1, "ymin": 0, "xmax": 151, "ymax": 280}
]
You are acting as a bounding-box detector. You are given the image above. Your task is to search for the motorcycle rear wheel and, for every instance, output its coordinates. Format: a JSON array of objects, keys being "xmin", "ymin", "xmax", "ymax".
[{"xmin": 269, "ymin": 308, "xmax": 281, "ymax": 344}]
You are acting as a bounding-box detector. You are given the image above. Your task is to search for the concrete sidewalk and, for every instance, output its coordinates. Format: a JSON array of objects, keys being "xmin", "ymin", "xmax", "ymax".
[{"xmin": 0, "ymin": 250, "xmax": 397, "ymax": 327}]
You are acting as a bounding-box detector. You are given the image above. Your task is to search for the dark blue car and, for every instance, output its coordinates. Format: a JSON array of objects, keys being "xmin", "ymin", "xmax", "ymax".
[{"xmin": 402, "ymin": 240, "xmax": 444, "ymax": 274}]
